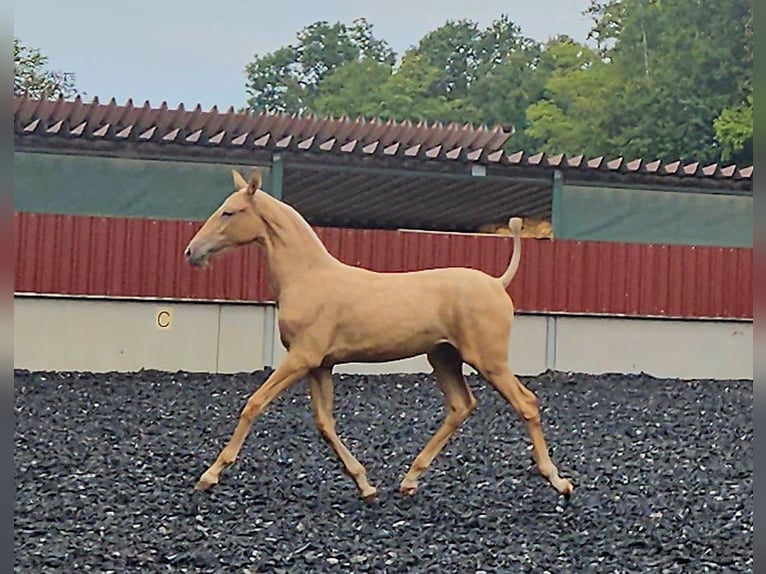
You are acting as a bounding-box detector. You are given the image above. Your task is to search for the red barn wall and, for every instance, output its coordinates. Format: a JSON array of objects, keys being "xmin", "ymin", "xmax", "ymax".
[{"xmin": 14, "ymin": 212, "xmax": 753, "ymax": 320}]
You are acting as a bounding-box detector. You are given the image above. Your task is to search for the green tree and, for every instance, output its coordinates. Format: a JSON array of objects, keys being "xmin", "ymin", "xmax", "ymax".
[
  {"xmin": 466, "ymin": 17, "xmax": 548, "ymax": 149},
  {"xmin": 14, "ymin": 37, "xmax": 79, "ymax": 99},
  {"xmin": 409, "ymin": 19, "xmax": 483, "ymax": 99},
  {"xmin": 244, "ymin": 18, "xmax": 395, "ymax": 114},
  {"xmin": 714, "ymin": 96, "xmax": 753, "ymax": 163},
  {"xmin": 240, "ymin": 6, "xmax": 752, "ymax": 165},
  {"xmin": 584, "ymin": 0, "xmax": 753, "ymax": 163},
  {"xmin": 408, "ymin": 15, "xmax": 554, "ymax": 146},
  {"xmin": 713, "ymin": 3, "xmax": 752, "ymax": 163},
  {"xmin": 313, "ymin": 53, "xmax": 478, "ymax": 124},
  {"xmin": 379, "ymin": 53, "xmax": 479, "ymax": 123},
  {"xmin": 523, "ymin": 36, "xmax": 621, "ymax": 156},
  {"xmin": 311, "ymin": 59, "xmax": 393, "ymax": 119}
]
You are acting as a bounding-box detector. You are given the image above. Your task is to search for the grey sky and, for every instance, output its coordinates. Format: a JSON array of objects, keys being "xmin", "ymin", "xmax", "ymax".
[{"xmin": 14, "ymin": 0, "xmax": 593, "ymax": 110}]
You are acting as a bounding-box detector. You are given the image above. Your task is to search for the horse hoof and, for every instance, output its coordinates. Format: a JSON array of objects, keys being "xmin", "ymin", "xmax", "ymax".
[
  {"xmin": 557, "ymin": 478, "xmax": 574, "ymax": 498},
  {"xmin": 361, "ymin": 487, "xmax": 378, "ymax": 503},
  {"xmin": 194, "ymin": 473, "xmax": 218, "ymax": 491},
  {"xmin": 399, "ymin": 482, "xmax": 418, "ymax": 497}
]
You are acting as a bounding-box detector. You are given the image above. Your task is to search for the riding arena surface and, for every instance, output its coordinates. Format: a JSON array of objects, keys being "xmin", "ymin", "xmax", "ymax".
[{"xmin": 15, "ymin": 368, "xmax": 752, "ymax": 573}]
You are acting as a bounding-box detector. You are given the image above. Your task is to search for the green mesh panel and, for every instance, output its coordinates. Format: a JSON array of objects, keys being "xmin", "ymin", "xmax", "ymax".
[
  {"xmin": 557, "ymin": 184, "xmax": 752, "ymax": 247},
  {"xmin": 14, "ymin": 151, "xmax": 273, "ymax": 221}
]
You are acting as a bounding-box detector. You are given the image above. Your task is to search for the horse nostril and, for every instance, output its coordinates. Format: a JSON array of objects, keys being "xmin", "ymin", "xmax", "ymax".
[{"xmin": 184, "ymin": 247, "xmax": 192, "ymax": 258}]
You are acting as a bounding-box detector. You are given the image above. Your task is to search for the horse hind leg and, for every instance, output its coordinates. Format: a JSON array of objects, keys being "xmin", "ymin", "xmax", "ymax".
[
  {"xmin": 475, "ymin": 359, "xmax": 573, "ymax": 496},
  {"xmin": 400, "ymin": 344, "xmax": 478, "ymax": 496}
]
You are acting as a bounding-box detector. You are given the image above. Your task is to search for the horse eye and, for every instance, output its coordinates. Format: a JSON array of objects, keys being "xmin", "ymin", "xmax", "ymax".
[{"xmin": 222, "ymin": 211, "xmax": 234, "ymax": 218}]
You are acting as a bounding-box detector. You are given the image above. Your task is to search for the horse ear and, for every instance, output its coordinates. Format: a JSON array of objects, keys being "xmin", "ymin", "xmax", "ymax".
[
  {"xmin": 247, "ymin": 168, "xmax": 262, "ymax": 196},
  {"xmin": 232, "ymin": 170, "xmax": 248, "ymax": 190}
]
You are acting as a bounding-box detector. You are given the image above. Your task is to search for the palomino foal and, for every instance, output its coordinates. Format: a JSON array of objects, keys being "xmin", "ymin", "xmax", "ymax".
[{"xmin": 184, "ymin": 168, "xmax": 573, "ymax": 501}]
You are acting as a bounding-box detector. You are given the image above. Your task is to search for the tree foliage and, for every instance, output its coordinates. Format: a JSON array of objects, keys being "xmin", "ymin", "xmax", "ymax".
[
  {"xmin": 14, "ymin": 38, "xmax": 80, "ymax": 99},
  {"xmin": 244, "ymin": 18, "xmax": 395, "ymax": 114},
  {"xmin": 585, "ymin": 0, "xmax": 753, "ymax": 163},
  {"xmin": 714, "ymin": 95, "xmax": 753, "ymax": 163},
  {"xmin": 523, "ymin": 37, "xmax": 623, "ymax": 157},
  {"xmin": 242, "ymin": 3, "xmax": 752, "ymax": 164},
  {"xmin": 313, "ymin": 53, "xmax": 479, "ymax": 124}
]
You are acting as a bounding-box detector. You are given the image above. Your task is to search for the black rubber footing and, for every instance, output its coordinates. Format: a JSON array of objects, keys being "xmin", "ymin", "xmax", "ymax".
[{"xmin": 14, "ymin": 369, "xmax": 752, "ymax": 573}]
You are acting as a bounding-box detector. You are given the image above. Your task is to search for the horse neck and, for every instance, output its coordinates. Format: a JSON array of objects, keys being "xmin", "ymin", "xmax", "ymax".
[{"xmin": 255, "ymin": 192, "xmax": 336, "ymax": 294}]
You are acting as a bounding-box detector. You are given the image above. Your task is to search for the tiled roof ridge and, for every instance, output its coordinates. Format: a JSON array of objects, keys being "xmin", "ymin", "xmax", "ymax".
[
  {"xmin": 14, "ymin": 93, "xmax": 511, "ymax": 155},
  {"xmin": 13, "ymin": 94, "xmax": 753, "ymax": 181}
]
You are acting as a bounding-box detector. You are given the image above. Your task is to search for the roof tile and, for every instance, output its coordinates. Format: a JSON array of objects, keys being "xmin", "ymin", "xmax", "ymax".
[
  {"xmin": 319, "ymin": 138, "xmax": 336, "ymax": 152},
  {"xmin": 231, "ymin": 133, "xmax": 248, "ymax": 146},
  {"xmin": 487, "ymin": 150, "xmax": 504, "ymax": 163},
  {"xmin": 702, "ymin": 163, "xmax": 719, "ymax": 176},
  {"xmin": 466, "ymin": 149, "xmax": 482, "ymax": 161},
  {"xmin": 587, "ymin": 156, "xmax": 604, "ymax": 169},
  {"xmin": 546, "ymin": 153, "xmax": 564, "ymax": 167},
  {"xmin": 567, "ymin": 155, "xmax": 584, "ymax": 168},
  {"xmin": 507, "ymin": 151, "xmax": 524, "ymax": 164},
  {"xmin": 275, "ymin": 135, "xmax": 292, "ymax": 148},
  {"xmin": 13, "ymin": 95, "xmax": 751, "ymax": 182},
  {"xmin": 663, "ymin": 161, "xmax": 681, "ymax": 175},
  {"xmin": 341, "ymin": 140, "xmax": 357, "ymax": 153},
  {"xmin": 209, "ymin": 130, "xmax": 225, "ymax": 145},
  {"xmin": 645, "ymin": 160, "xmax": 661, "ymax": 173},
  {"xmin": 425, "ymin": 145, "xmax": 442, "ymax": 159},
  {"xmin": 383, "ymin": 142, "xmax": 400, "ymax": 156}
]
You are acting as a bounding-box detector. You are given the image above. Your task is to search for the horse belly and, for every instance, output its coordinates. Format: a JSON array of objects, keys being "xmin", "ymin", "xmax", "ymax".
[{"xmin": 327, "ymin": 311, "xmax": 449, "ymax": 364}]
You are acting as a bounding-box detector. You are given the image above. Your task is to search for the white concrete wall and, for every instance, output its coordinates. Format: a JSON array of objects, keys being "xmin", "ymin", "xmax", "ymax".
[
  {"xmin": 13, "ymin": 296, "xmax": 753, "ymax": 380},
  {"xmin": 554, "ymin": 315, "xmax": 753, "ymax": 380},
  {"xmin": 13, "ymin": 297, "xmax": 269, "ymax": 374},
  {"xmin": 14, "ymin": 297, "xmax": 221, "ymax": 373},
  {"xmin": 217, "ymin": 304, "xmax": 269, "ymax": 372}
]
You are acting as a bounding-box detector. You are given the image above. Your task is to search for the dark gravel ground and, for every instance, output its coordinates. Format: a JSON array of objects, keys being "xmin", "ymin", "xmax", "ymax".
[{"xmin": 15, "ymin": 368, "xmax": 752, "ymax": 573}]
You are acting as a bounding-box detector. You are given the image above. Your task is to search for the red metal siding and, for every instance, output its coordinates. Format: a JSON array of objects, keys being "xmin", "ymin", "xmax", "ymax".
[
  {"xmin": 14, "ymin": 212, "xmax": 752, "ymax": 319},
  {"xmin": 15, "ymin": 214, "xmax": 271, "ymax": 302}
]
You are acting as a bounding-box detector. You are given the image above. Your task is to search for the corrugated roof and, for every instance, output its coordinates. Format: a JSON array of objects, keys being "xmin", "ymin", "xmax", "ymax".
[
  {"xmin": 14, "ymin": 95, "xmax": 753, "ymax": 183},
  {"xmin": 282, "ymin": 167, "xmax": 553, "ymax": 230},
  {"xmin": 14, "ymin": 94, "xmax": 511, "ymax": 161}
]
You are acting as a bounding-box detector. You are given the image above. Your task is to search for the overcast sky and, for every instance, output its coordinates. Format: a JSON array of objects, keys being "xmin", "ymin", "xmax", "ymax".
[{"xmin": 14, "ymin": 0, "xmax": 593, "ymax": 110}]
